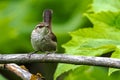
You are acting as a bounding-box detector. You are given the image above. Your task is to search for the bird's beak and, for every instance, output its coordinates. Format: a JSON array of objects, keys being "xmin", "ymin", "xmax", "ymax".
[{"xmin": 40, "ymin": 27, "xmax": 49, "ymax": 35}]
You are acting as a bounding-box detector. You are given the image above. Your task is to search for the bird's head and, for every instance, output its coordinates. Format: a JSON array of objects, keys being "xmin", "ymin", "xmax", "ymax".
[{"xmin": 35, "ymin": 22, "xmax": 50, "ymax": 35}]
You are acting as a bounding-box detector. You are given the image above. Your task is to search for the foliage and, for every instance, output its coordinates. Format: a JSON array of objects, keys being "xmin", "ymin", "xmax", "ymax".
[
  {"xmin": 0, "ymin": 75, "xmax": 6, "ymax": 80},
  {"xmin": 0, "ymin": 0, "xmax": 92, "ymax": 53},
  {"xmin": 54, "ymin": 0, "xmax": 120, "ymax": 80}
]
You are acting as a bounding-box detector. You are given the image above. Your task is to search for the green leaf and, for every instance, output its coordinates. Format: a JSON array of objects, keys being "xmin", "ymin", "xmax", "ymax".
[
  {"xmin": 109, "ymin": 47, "xmax": 120, "ymax": 76},
  {"xmin": 86, "ymin": 11, "xmax": 120, "ymax": 28},
  {"xmin": 56, "ymin": 66, "xmax": 111, "ymax": 80},
  {"xmin": 54, "ymin": 64, "xmax": 79, "ymax": 80},
  {"xmin": 55, "ymin": 11, "xmax": 120, "ymax": 79},
  {"xmin": 86, "ymin": 11, "xmax": 120, "ymax": 76},
  {"xmin": 109, "ymin": 71, "xmax": 120, "ymax": 80},
  {"xmin": 55, "ymin": 26, "xmax": 120, "ymax": 79},
  {"xmin": 0, "ymin": 75, "xmax": 7, "ymax": 80},
  {"xmin": 62, "ymin": 26, "xmax": 120, "ymax": 56},
  {"xmin": 92, "ymin": 0, "xmax": 120, "ymax": 12}
]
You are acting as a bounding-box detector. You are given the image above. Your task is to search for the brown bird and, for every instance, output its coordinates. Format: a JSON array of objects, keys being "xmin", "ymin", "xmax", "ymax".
[
  {"xmin": 31, "ymin": 9, "xmax": 57, "ymax": 53},
  {"xmin": 30, "ymin": 9, "xmax": 57, "ymax": 80}
]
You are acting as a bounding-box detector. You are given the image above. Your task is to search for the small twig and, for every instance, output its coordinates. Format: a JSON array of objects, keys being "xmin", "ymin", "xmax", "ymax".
[
  {"xmin": 0, "ymin": 63, "xmax": 43, "ymax": 80},
  {"xmin": 0, "ymin": 63, "xmax": 44, "ymax": 80},
  {"xmin": 0, "ymin": 53, "xmax": 120, "ymax": 69},
  {"xmin": 5, "ymin": 63, "xmax": 32, "ymax": 80}
]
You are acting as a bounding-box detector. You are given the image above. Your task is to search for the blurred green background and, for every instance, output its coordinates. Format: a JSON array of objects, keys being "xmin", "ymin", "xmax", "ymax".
[{"xmin": 0, "ymin": 0, "xmax": 92, "ymax": 54}]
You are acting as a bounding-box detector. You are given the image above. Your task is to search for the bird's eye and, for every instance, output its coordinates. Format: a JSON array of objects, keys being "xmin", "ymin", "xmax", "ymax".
[
  {"xmin": 36, "ymin": 25, "xmax": 44, "ymax": 28},
  {"xmin": 38, "ymin": 26, "xmax": 43, "ymax": 28}
]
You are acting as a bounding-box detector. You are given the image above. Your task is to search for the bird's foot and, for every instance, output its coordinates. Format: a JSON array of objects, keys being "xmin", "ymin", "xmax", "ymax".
[
  {"xmin": 28, "ymin": 51, "xmax": 39, "ymax": 58},
  {"xmin": 45, "ymin": 51, "xmax": 55, "ymax": 54}
]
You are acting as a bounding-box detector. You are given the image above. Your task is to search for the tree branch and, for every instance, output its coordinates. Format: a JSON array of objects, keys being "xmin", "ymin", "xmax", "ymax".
[
  {"xmin": 0, "ymin": 63, "xmax": 44, "ymax": 80},
  {"xmin": 0, "ymin": 53, "xmax": 120, "ymax": 68}
]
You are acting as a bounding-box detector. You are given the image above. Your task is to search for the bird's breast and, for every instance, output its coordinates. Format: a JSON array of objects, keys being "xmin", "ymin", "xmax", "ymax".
[{"xmin": 31, "ymin": 30, "xmax": 57, "ymax": 51}]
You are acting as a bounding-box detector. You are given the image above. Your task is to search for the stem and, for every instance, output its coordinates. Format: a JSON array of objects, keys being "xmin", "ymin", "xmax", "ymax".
[{"xmin": 0, "ymin": 53, "xmax": 120, "ymax": 68}]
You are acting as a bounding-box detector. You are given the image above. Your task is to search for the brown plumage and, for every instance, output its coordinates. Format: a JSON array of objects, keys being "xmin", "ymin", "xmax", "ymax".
[{"xmin": 31, "ymin": 9, "xmax": 57, "ymax": 52}]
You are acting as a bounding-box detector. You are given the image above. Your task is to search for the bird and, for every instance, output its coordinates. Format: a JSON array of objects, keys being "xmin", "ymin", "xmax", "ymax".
[
  {"xmin": 31, "ymin": 9, "xmax": 57, "ymax": 53},
  {"xmin": 30, "ymin": 9, "xmax": 57, "ymax": 80}
]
